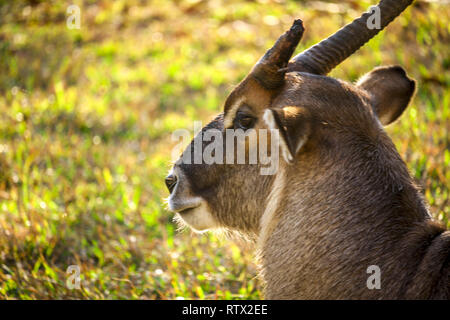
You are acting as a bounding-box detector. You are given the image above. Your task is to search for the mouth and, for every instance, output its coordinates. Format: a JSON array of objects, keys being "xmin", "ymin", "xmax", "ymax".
[
  {"xmin": 169, "ymin": 195, "xmax": 203, "ymax": 214},
  {"xmin": 177, "ymin": 206, "xmax": 200, "ymax": 215},
  {"xmin": 170, "ymin": 197, "xmax": 216, "ymax": 231}
]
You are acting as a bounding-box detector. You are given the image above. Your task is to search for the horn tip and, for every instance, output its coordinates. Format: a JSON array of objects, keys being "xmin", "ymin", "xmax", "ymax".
[{"xmin": 291, "ymin": 19, "xmax": 304, "ymax": 32}]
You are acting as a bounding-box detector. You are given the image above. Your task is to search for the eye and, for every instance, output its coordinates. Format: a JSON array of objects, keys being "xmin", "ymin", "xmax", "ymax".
[{"xmin": 233, "ymin": 111, "xmax": 256, "ymax": 130}]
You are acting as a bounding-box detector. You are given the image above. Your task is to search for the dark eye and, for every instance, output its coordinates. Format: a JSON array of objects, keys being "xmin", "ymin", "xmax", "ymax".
[{"xmin": 234, "ymin": 111, "xmax": 256, "ymax": 130}]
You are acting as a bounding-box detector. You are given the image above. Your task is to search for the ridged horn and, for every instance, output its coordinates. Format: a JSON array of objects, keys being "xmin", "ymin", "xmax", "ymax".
[
  {"xmin": 289, "ymin": 0, "xmax": 414, "ymax": 75},
  {"xmin": 250, "ymin": 19, "xmax": 305, "ymax": 89}
]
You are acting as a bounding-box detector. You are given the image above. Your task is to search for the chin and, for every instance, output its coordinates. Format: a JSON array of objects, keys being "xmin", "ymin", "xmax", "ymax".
[{"xmin": 173, "ymin": 203, "xmax": 217, "ymax": 233}]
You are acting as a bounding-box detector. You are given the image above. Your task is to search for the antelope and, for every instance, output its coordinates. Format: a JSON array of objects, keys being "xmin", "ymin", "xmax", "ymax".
[{"xmin": 165, "ymin": 0, "xmax": 450, "ymax": 299}]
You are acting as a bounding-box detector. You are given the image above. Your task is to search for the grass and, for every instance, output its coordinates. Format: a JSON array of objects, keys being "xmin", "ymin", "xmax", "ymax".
[{"xmin": 0, "ymin": 0, "xmax": 448, "ymax": 299}]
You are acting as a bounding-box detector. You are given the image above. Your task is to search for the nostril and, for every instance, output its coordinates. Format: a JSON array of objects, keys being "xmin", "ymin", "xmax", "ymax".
[{"xmin": 165, "ymin": 174, "xmax": 177, "ymax": 194}]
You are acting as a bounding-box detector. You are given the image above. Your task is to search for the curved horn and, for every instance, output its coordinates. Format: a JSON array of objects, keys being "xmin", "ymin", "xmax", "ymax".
[
  {"xmin": 250, "ymin": 19, "xmax": 305, "ymax": 89},
  {"xmin": 289, "ymin": 0, "xmax": 414, "ymax": 75}
]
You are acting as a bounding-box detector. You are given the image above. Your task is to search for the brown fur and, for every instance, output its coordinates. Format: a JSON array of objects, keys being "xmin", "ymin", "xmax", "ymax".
[{"xmin": 168, "ymin": 63, "xmax": 449, "ymax": 299}]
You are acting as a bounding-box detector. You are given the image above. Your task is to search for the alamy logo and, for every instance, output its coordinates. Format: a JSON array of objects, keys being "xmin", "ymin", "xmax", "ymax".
[
  {"xmin": 367, "ymin": 6, "xmax": 381, "ymax": 30},
  {"xmin": 366, "ymin": 265, "xmax": 381, "ymax": 290},
  {"xmin": 66, "ymin": 5, "xmax": 81, "ymax": 30},
  {"xmin": 66, "ymin": 265, "xmax": 81, "ymax": 289},
  {"xmin": 171, "ymin": 121, "xmax": 281, "ymax": 175}
]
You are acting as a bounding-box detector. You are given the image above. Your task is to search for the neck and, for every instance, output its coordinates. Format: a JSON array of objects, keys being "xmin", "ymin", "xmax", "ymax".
[{"xmin": 257, "ymin": 147, "xmax": 441, "ymax": 299}]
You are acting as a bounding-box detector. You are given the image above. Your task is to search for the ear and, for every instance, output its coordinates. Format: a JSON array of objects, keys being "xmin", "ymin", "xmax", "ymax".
[
  {"xmin": 357, "ymin": 66, "xmax": 416, "ymax": 126},
  {"xmin": 263, "ymin": 106, "xmax": 311, "ymax": 163}
]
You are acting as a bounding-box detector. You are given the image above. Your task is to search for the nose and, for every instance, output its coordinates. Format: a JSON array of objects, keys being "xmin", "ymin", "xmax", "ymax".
[{"xmin": 165, "ymin": 173, "xmax": 178, "ymax": 194}]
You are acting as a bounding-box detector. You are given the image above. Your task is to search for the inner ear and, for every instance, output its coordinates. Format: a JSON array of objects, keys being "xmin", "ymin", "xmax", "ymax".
[
  {"xmin": 357, "ymin": 65, "xmax": 416, "ymax": 126},
  {"xmin": 263, "ymin": 106, "xmax": 311, "ymax": 163}
]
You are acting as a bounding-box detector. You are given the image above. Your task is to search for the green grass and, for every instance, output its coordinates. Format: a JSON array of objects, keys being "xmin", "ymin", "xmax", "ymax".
[{"xmin": 0, "ymin": 0, "xmax": 448, "ymax": 299}]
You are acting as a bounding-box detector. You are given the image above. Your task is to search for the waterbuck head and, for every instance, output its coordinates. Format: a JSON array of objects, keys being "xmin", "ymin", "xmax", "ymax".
[{"xmin": 166, "ymin": 0, "xmax": 417, "ymax": 236}]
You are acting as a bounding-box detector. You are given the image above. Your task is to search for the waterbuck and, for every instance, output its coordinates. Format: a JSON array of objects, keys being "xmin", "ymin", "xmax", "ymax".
[{"xmin": 165, "ymin": 0, "xmax": 449, "ymax": 299}]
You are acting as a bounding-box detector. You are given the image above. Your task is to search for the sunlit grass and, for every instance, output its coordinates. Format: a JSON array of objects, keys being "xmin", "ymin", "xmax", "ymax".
[{"xmin": 0, "ymin": 0, "xmax": 448, "ymax": 299}]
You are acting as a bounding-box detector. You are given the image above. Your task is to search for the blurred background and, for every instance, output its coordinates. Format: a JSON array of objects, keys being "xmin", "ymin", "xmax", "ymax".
[{"xmin": 0, "ymin": 0, "xmax": 448, "ymax": 299}]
